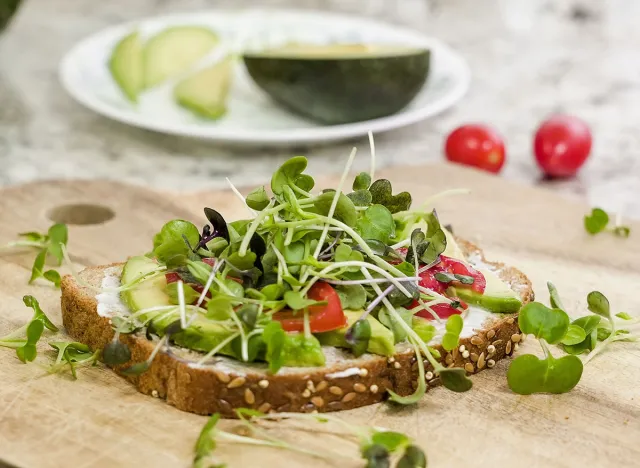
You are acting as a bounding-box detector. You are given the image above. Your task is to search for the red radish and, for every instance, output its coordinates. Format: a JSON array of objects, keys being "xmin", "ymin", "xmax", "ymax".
[
  {"xmin": 534, "ymin": 115, "xmax": 592, "ymax": 177},
  {"xmin": 445, "ymin": 124, "xmax": 506, "ymax": 173}
]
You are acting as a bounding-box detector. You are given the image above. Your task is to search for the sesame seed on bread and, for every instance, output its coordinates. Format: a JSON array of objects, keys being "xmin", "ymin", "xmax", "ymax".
[{"xmin": 60, "ymin": 238, "xmax": 532, "ymax": 417}]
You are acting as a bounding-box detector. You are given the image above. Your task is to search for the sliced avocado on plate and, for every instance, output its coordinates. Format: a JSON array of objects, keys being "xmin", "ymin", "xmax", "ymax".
[
  {"xmin": 143, "ymin": 26, "xmax": 218, "ymax": 88},
  {"xmin": 174, "ymin": 57, "xmax": 234, "ymax": 120},
  {"xmin": 243, "ymin": 43, "xmax": 430, "ymax": 124},
  {"xmin": 109, "ymin": 31, "xmax": 144, "ymax": 102}
]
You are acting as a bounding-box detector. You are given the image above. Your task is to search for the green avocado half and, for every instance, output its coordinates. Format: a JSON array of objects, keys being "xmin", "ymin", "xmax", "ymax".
[{"xmin": 242, "ymin": 43, "xmax": 430, "ymax": 125}]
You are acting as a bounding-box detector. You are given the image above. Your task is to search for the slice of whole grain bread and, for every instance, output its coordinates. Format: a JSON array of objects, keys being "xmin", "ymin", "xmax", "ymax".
[{"xmin": 60, "ymin": 238, "xmax": 533, "ymax": 417}]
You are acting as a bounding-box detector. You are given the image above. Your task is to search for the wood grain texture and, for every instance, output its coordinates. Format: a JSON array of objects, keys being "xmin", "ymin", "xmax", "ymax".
[{"xmin": 0, "ymin": 162, "xmax": 638, "ymax": 468}]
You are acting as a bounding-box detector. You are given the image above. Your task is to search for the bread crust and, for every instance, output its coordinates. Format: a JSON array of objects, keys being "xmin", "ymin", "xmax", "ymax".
[{"xmin": 60, "ymin": 238, "xmax": 532, "ymax": 417}]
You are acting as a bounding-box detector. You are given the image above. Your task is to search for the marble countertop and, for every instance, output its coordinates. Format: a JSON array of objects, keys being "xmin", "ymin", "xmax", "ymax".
[{"xmin": 0, "ymin": 0, "xmax": 639, "ymax": 219}]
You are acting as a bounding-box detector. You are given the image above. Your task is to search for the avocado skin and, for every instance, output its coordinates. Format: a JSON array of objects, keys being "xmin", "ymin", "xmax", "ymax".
[
  {"xmin": 451, "ymin": 287, "xmax": 522, "ymax": 314},
  {"xmin": 243, "ymin": 50, "xmax": 430, "ymax": 124}
]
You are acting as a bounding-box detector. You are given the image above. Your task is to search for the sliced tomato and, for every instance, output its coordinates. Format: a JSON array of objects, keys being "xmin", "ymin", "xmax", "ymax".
[
  {"xmin": 414, "ymin": 255, "xmax": 485, "ymax": 294},
  {"xmin": 405, "ymin": 254, "xmax": 484, "ymax": 320},
  {"xmin": 417, "ymin": 269, "xmax": 446, "ymax": 294},
  {"xmin": 439, "ymin": 256, "xmax": 486, "ymax": 293},
  {"xmin": 165, "ymin": 272, "xmax": 180, "ymax": 284},
  {"xmin": 272, "ymin": 282, "xmax": 347, "ymax": 333},
  {"xmin": 413, "ymin": 299, "xmax": 468, "ymax": 320},
  {"xmin": 389, "ymin": 247, "xmax": 409, "ymax": 265},
  {"xmin": 203, "ymin": 257, "xmax": 216, "ymax": 267}
]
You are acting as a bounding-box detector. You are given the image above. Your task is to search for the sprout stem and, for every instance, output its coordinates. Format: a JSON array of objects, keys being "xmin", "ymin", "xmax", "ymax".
[
  {"xmin": 0, "ymin": 240, "xmax": 47, "ymax": 251},
  {"xmin": 300, "ymin": 147, "xmax": 357, "ymax": 285},
  {"xmin": 238, "ymin": 199, "xmax": 277, "ymax": 256},
  {"xmin": 361, "ymin": 269, "xmax": 443, "ymax": 373},
  {"xmin": 226, "ymin": 177, "xmax": 256, "ymax": 217},
  {"xmin": 368, "ymin": 130, "xmax": 376, "ymax": 180},
  {"xmin": 300, "ymin": 260, "xmax": 413, "ymax": 297}
]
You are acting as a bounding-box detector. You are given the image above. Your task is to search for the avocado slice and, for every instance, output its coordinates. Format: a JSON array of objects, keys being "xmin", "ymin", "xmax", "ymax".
[
  {"xmin": 281, "ymin": 333, "xmax": 326, "ymax": 367},
  {"xmin": 151, "ymin": 311, "xmax": 237, "ymax": 356},
  {"xmin": 120, "ymin": 256, "xmax": 327, "ymax": 366},
  {"xmin": 412, "ymin": 316, "xmax": 437, "ymax": 343},
  {"xmin": 121, "ymin": 256, "xmax": 240, "ymax": 357},
  {"xmin": 316, "ymin": 310, "xmax": 395, "ymax": 357},
  {"xmin": 120, "ymin": 255, "xmax": 170, "ymax": 313},
  {"xmin": 174, "ymin": 57, "xmax": 233, "ymax": 120},
  {"xmin": 243, "ymin": 43, "xmax": 430, "ymax": 124},
  {"xmin": 109, "ymin": 31, "xmax": 144, "ymax": 102},
  {"xmin": 144, "ymin": 26, "xmax": 218, "ymax": 88},
  {"xmin": 449, "ymin": 269, "xmax": 522, "ymax": 313}
]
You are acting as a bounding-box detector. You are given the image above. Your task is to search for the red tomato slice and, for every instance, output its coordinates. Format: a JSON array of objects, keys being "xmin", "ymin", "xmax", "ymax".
[
  {"xmin": 407, "ymin": 255, "xmax": 484, "ymax": 320},
  {"xmin": 165, "ymin": 272, "xmax": 180, "ymax": 284},
  {"xmin": 399, "ymin": 253, "xmax": 486, "ymax": 295},
  {"xmin": 272, "ymin": 282, "xmax": 347, "ymax": 333},
  {"xmin": 203, "ymin": 258, "xmax": 216, "ymax": 267},
  {"xmin": 389, "ymin": 247, "xmax": 408, "ymax": 265},
  {"xmin": 439, "ymin": 256, "xmax": 486, "ymax": 293},
  {"xmin": 414, "ymin": 300, "xmax": 468, "ymax": 320},
  {"xmin": 417, "ymin": 269, "xmax": 446, "ymax": 294}
]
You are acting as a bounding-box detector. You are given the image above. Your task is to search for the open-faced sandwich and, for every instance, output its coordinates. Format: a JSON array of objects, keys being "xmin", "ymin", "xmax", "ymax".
[{"xmin": 60, "ymin": 155, "xmax": 532, "ymax": 417}]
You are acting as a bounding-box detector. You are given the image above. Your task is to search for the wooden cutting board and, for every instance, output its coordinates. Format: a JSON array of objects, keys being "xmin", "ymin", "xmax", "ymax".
[{"xmin": 0, "ymin": 163, "xmax": 639, "ymax": 468}]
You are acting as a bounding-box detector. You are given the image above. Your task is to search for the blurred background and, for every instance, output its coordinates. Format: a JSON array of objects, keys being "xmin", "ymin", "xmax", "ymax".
[{"xmin": 0, "ymin": 0, "xmax": 639, "ymax": 218}]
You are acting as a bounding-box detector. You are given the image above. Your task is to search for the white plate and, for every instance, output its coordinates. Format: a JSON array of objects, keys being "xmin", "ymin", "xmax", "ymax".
[{"xmin": 59, "ymin": 9, "xmax": 470, "ymax": 145}]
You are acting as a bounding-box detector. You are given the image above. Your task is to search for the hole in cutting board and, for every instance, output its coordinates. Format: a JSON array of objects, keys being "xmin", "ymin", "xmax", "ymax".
[{"xmin": 48, "ymin": 204, "xmax": 115, "ymax": 226}]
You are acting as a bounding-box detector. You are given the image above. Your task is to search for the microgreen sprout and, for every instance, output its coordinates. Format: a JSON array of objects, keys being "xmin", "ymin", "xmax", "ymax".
[
  {"xmin": 584, "ymin": 207, "xmax": 631, "ymax": 237},
  {"xmin": 345, "ymin": 318, "xmax": 371, "ymax": 357},
  {"xmin": 368, "ymin": 130, "xmax": 376, "ymax": 180},
  {"xmin": 192, "ymin": 409, "xmax": 426, "ymax": 468},
  {"xmin": 581, "ymin": 291, "xmax": 639, "ymax": 364},
  {"xmin": 121, "ymin": 335, "xmax": 169, "ymax": 376},
  {"xmin": 441, "ymin": 314, "xmax": 463, "ymax": 352},
  {"xmin": 226, "ymin": 177, "xmax": 257, "ymax": 216},
  {"xmin": 0, "ymin": 296, "xmax": 58, "ymax": 363},
  {"xmin": 103, "ymin": 334, "xmax": 132, "ymax": 366},
  {"xmin": 49, "ymin": 341, "xmax": 100, "ymax": 379},
  {"xmin": 0, "ymin": 223, "xmax": 68, "ymax": 287},
  {"xmin": 507, "ymin": 301, "xmax": 583, "ymax": 395},
  {"xmin": 549, "ymin": 283, "xmax": 640, "ymax": 359},
  {"xmin": 310, "ymin": 147, "xmax": 357, "ymax": 260},
  {"xmin": 509, "ymin": 282, "xmax": 638, "ymax": 395},
  {"xmin": 361, "ymin": 269, "xmax": 472, "ymax": 396}
]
